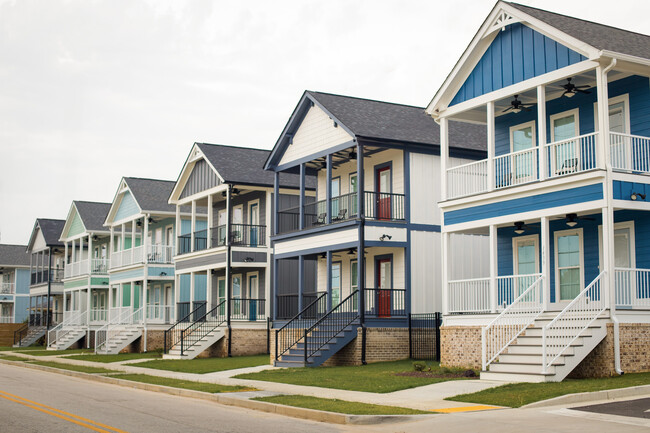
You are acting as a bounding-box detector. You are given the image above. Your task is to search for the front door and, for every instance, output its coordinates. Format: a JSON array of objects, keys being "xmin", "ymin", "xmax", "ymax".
[
  {"xmin": 164, "ymin": 284, "xmax": 173, "ymax": 323},
  {"xmin": 514, "ymin": 236, "xmax": 539, "ymax": 301},
  {"xmin": 248, "ymin": 274, "xmax": 259, "ymax": 320},
  {"xmin": 376, "ymin": 166, "xmax": 391, "ymax": 220},
  {"xmin": 555, "ymin": 229, "xmax": 583, "ymax": 302},
  {"xmin": 377, "ymin": 258, "xmax": 392, "ymax": 317},
  {"xmin": 613, "ymin": 225, "xmax": 634, "ymax": 306},
  {"xmin": 217, "ymin": 277, "xmax": 226, "ymax": 315},
  {"xmin": 249, "ymin": 203, "xmax": 259, "ymax": 246},
  {"xmin": 331, "ymin": 263, "xmax": 341, "ymax": 307}
]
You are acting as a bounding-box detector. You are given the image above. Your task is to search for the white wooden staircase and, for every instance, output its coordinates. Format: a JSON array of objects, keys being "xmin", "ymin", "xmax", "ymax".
[
  {"xmin": 47, "ymin": 310, "xmax": 87, "ymax": 351},
  {"xmin": 95, "ymin": 307, "xmax": 143, "ymax": 355}
]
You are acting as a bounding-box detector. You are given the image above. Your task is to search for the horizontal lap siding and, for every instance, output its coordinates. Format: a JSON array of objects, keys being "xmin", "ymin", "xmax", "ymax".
[
  {"xmin": 67, "ymin": 209, "xmax": 85, "ymax": 237},
  {"xmin": 115, "ymin": 191, "xmax": 140, "ymax": 221}
]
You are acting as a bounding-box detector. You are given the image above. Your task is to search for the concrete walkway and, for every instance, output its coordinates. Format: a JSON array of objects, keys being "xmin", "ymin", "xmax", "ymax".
[{"xmin": 1, "ymin": 350, "xmax": 506, "ymax": 411}]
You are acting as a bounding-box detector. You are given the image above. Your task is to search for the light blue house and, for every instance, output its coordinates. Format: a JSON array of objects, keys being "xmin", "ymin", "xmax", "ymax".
[
  {"xmin": 0, "ymin": 245, "xmax": 31, "ymax": 324},
  {"xmin": 428, "ymin": 2, "xmax": 650, "ymax": 381}
]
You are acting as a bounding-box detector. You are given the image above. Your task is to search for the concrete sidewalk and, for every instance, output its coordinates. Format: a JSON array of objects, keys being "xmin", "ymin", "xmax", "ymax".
[{"xmin": 1, "ymin": 350, "xmax": 505, "ymax": 411}]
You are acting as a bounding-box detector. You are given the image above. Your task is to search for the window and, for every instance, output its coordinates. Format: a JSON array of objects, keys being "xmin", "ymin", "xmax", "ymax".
[
  {"xmin": 555, "ymin": 229, "xmax": 583, "ymax": 301},
  {"xmin": 550, "ymin": 109, "xmax": 580, "ymax": 174},
  {"xmin": 349, "ymin": 173, "xmax": 358, "ymax": 217},
  {"xmin": 350, "ymin": 259, "xmax": 358, "ymax": 292},
  {"xmin": 331, "ymin": 262, "xmax": 341, "ymax": 306},
  {"xmin": 513, "ymin": 235, "xmax": 539, "ymax": 298},
  {"xmin": 509, "ymin": 121, "xmax": 537, "ymax": 181},
  {"xmin": 217, "ymin": 277, "xmax": 226, "ymax": 315},
  {"xmin": 595, "ymin": 94, "xmax": 631, "ymax": 170},
  {"xmin": 331, "ymin": 177, "xmax": 341, "ymax": 219}
]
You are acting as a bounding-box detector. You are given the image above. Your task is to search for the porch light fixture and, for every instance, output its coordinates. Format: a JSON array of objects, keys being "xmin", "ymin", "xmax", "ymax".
[
  {"xmin": 631, "ymin": 192, "xmax": 646, "ymax": 201},
  {"xmin": 379, "ymin": 234, "xmax": 392, "ymax": 241},
  {"xmin": 159, "ymin": 271, "xmax": 167, "ymax": 276},
  {"xmin": 136, "ymin": 220, "xmax": 142, "ymax": 227},
  {"xmin": 566, "ymin": 213, "xmax": 578, "ymax": 227},
  {"xmin": 514, "ymin": 221, "xmax": 525, "ymax": 235},
  {"xmin": 320, "ymin": 252, "xmax": 327, "ymax": 259}
]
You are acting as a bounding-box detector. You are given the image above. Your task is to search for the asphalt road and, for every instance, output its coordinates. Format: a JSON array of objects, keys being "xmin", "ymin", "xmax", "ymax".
[{"xmin": 0, "ymin": 363, "xmax": 344, "ymax": 433}]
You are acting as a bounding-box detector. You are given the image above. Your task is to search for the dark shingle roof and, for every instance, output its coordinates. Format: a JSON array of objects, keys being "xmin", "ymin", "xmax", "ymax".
[
  {"xmin": 508, "ymin": 2, "xmax": 650, "ymax": 60},
  {"xmin": 123, "ymin": 178, "xmax": 178, "ymax": 214},
  {"xmin": 37, "ymin": 219, "xmax": 65, "ymax": 247},
  {"xmin": 307, "ymin": 91, "xmax": 486, "ymax": 152},
  {"xmin": 74, "ymin": 201, "xmax": 111, "ymax": 233},
  {"xmin": 0, "ymin": 244, "xmax": 31, "ymax": 267},
  {"xmin": 196, "ymin": 143, "xmax": 314, "ymax": 188}
]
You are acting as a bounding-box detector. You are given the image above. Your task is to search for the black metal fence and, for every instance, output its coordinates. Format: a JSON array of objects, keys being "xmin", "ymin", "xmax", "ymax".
[{"xmin": 408, "ymin": 312, "xmax": 442, "ymax": 361}]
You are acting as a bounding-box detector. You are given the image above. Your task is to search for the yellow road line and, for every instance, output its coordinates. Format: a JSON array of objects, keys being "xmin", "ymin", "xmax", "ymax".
[
  {"xmin": 433, "ymin": 405, "xmax": 503, "ymax": 413},
  {"xmin": 0, "ymin": 389, "xmax": 128, "ymax": 433}
]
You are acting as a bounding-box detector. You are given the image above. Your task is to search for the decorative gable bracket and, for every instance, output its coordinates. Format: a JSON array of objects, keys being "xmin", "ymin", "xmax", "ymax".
[{"xmin": 483, "ymin": 10, "xmax": 521, "ymax": 38}]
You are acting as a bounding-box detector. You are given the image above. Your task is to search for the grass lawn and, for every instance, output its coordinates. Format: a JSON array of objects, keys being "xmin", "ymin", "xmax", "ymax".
[
  {"xmin": 113, "ymin": 374, "xmax": 254, "ymax": 393},
  {"xmin": 253, "ymin": 395, "xmax": 431, "ymax": 415},
  {"xmin": 236, "ymin": 359, "xmax": 477, "ymax": 393},
  {"xmin": 29, "ymin": 360, "xmax": 115, "ymax": 374},
  {"xmin": 0, "ymin": 346, "xmax": 44, "ymax": 352},
  {"xmin": 133, "ymin": 354, "xmax": 269, "ymax": 374},
  {"xmin": 0, "ymin": 355, "xmax": 30, "ymax": 362},
  {"xmin": 16, "ymin": 349, "xmax": 93, "ymax": 357},
  {"xmin": 448, "ymin": 372, "xmax": 650, "ymax": 408},
  {"xmin": 67, "ymin": 352, "xmax": 163, "ymax": 363}
]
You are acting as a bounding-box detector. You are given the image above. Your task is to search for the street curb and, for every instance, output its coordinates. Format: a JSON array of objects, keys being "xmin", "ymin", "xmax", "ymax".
[
  {"xmin": 0, "ymin": 359, "xmax": 431, "ymax": 425},
  {"xmin": 522, "ymin": 384, "xmax": 650, "ymax": 408}
]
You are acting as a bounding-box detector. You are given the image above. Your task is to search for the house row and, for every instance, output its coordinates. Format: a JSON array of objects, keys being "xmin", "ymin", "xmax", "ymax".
[{"xmin": 8, "ymin": 2, "xmax": 650, "ymax": 381}]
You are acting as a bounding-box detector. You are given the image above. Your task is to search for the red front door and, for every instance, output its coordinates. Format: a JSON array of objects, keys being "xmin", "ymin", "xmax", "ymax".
[
  {"xmin": 376, "ymin": 166, "xmax": 392, "ymax": 220},
  {"xmin": 377, "ymin": 258, "xmax": 392, "ymax": 317}
]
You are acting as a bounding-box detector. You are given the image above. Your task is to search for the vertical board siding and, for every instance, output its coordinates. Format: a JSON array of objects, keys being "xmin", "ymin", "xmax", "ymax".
[
  {"xmin": 16, "ymin": 269, "xmax": 30, "ymax": 294},
  {"xmin": 67, "ymin": 209, "xmax": 85, "ymax": 238},
  {"xmin": 410, "ymin": 153, "xmax": 440, "ymax": 225},
  {"xmin": 411, "ymin": 231, "xmax": 441, "ymax": 313},
  {"xmin": 193, "ymin": 273, "xmax": 207, "ymax": 301},
  {"xmin": 180, "ymin": 159, "xmax": 221, "ymax": 200},
  {"xmin": 212, "ymin": 191, "xmax": 266, "ymax": 227},
  {"xmin": 179, "ymin": 274, "xmax": 191, "ymax": 302},
  {"xmin": 448, "ymin": 232, "xmax": 491, "ymax": 281},
  {"xmin": 450, "ymin": 22, "xmax": 587, "ymax": 106},
  {"xmin": 14, "ymin": 296, "xmax": 29, "ymax": 323},
  {"xmin": 115, "ymin": 191, "xmax": 140, "ymax": 221}
]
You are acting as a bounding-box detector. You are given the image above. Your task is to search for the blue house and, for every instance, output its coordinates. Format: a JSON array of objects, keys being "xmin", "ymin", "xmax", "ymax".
[
  {"xmin": 427, "ymin": 2, "xmax": 650, "ymax": 381},
  {"xmin": 0, "ymin": 244, "xmax": 31, "ymax": 324}
]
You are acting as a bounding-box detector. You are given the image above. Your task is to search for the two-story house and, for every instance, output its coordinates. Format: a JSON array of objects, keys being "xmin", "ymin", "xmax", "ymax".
[
  {"xmin": 164, "ymin": 143, "xmax": 310, "ymax": 359},
  {"xmin": 98, "ymin": 177, "xmax": 190, "ymax": 354},
  {"xmin": 15, "ymin": 218, "xmax": 66, "ymax": 346},
  {"xmin": 47, "ymin": 201, "xmax": 112, "ymax": 350},
  {"xmin": 427, "ymin": 2, "xmax": 650, "ymax": 381},
  {"xmin": 266, "ymin": 91, "xmax": 486, "ymax": 367},
  {"xmin": 0, "ymin": 245, "xmax": 31, "ymax": 324}
]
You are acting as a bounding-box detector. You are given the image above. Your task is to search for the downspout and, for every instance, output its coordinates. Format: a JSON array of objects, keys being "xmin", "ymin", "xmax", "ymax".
[
  {"xmin": 357, "ymin": 141, "xmax": 367, "ymax": 365},
  {"xmin": 46, "ymin": 247, "xmax": 52, "ymax": 330},
  {"xmin": 602, "ymin": 58, "xmax": 623, "ymax": 375},
  {"xmin": 226, "ymin": 184, "xmax": 233, "ymax": 357}
]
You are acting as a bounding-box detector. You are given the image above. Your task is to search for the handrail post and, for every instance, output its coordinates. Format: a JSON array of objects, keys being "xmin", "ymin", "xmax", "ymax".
[
  {"xmin": 303, "ymin": 328, "xmax": 308, "ymax": 365},
  {"xmin": 180, "ymin": 329, "xmax": 184, "ymax": 357},
  {"xmin": 481, "ymin": 326, "xmax": 487, "ymax": 371},
  {"xmin": 542, "ymin": 327, "xmax": 547, "ymax": 374}
]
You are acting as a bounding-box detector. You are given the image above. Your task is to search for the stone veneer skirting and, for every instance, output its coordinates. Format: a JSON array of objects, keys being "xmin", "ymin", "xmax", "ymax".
[{"xmin": 441, "ymin": 323, "xmax": 650, "ymax": 377}]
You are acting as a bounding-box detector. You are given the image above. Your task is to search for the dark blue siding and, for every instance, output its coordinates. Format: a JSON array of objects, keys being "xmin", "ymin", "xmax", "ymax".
[
  {"xmin": 613, "ymin": 181, "xmax": 650, "ymax": 201},
  {"xmin": 450, "ymin": 23, "xmax": 587, "ymax": 106},
  {"xmin": 445, "ymin": 184, "xmax": 603, "ymax": 225}
]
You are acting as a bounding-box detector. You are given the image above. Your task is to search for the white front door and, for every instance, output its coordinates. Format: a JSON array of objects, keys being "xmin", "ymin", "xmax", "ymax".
[
  {"xmin": 513, "ymin": 235, "xmax": 539, "ymax": 298},
  {"xmin": 555, "ymin": 229, "xmax": 584, "ymax": 302}
]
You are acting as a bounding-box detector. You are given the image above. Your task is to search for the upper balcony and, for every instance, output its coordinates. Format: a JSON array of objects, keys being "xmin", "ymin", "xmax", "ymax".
[
  {"xmin": 31, "ymin": 269, "xmax": 64, "ymax": 285},
  {"xmin": 0, "ymin": 283, "xmax": 14, "ymax": 294},
  {"xmin": 178, "ymin": 223, "xmax": 267, "ymax": 255},
  {"xmin": 110, "ymin": 244, "xmax": 175, "ymax": 269},
  {"xmin": 64, "ymin": 258, "xmax": 110, "ymax": 279}
]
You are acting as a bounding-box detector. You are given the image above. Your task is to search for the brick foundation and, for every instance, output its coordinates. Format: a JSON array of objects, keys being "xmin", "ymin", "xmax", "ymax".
[{"xmin": 440, "ymin": 326, "xmax": 482, "ymax": 369}]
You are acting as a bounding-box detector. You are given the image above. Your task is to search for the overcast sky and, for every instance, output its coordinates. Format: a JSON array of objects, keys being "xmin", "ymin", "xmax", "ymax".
[{"xmin": 0, "ymin": 0, "xmax": 648, "ymax": 245}]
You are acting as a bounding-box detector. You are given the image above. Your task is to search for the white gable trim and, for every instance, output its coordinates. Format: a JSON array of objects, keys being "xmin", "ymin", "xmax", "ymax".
[
  {"xmin": 104, "ymin": 178, "xmax": 143, "ymax": 226},
  {"xmin": 169, "ymin": 143, "xmax": 225, "ymax": 204},
  {"xmin": 426, "ymin": 1, "xmax": 601, "ymax": 117}
]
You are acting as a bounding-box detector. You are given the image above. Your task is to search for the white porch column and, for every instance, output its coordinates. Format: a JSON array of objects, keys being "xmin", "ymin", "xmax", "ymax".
[
  {"xmin": 440, "ymin": 117, "xmax": 449, "ymax": 201},
  {"xmin": 190, "ymin": 271, "xmax": 195, "ymax": 309},
  {"xmin": 88, "ymin": 234, "xmax": 93, "ymax": 273},
  {"xmin": 487, "ymin": 101, "xmax": 496, "ymax": 191},
  {"xmin": 130, "ymin": 221, "xmax": 136, "ymax": 263},
  {"xmin": 441, "ymin": 232, "xmax": 449, "ymax": 316},
  {"xmin": 175, "ymin": 204, "xmax": 181, "ymax": 254},
  {"xmin": 489, "ymin": 224, "xmax": 498, "ymax": 313},
  {"xmin": 206, "ymin": 269, "xmax": 212, "ymax": 309},
  {"xmin": 537, "ymin": 85, "xmax": 547, "ymax": 180},
  {"xmin": 596, "ymin": 65, "xmax": 611, "ymax": 169},
  {"xmin": 121, "ymin": 223, "xmax": 126, "ymax": 261},
  {"xmin": 64, "ymin": 242, "xmax": 69, "ymax": 266},
  {"xmin": 79, "ymin": 237, "xmax": 84, "ymax": 273},
  {"xmin": 207, "ymin": 194, "xmax": 213, "ymax": 249},
  {"xmin": 86, "ymin": 286, "xmax": 91, "ymax": 324},
  {"xmin": 109, "ymin": 226, "xmax": 114, "ymax": 266},
  {"xmin": 541, "ymin": 216, "xmax": 551, "ymax": 310},
  {"xmin": 191, "ymin": 200, "xmax": 196, "ymax": 252},
  {"xmin": 71, "ymin": 239, "xmax": 76, "ymax": 263},
  {"xmin": 143, "ymin": 278, "xmax": 148, "ymax": 325},
  {"xmin": 602, "ymin": 206, "xmax": 614, "ymax": 309},
  {"xmin": 143, "ymin": 215, "xmax": 149, "ymax": 263}
]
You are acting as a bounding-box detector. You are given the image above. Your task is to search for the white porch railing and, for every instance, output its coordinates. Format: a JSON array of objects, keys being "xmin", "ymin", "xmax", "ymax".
[
  {"xmin": 542, "ymin": 272, "xmax": 607, "ymax": 373},
  {"xmin": 0, "ymin": 283, "xmax": 14, "ymax": 294},
  {"xmin": 545, "ymin": 132, "xmax": 598, "ymax": 178},
  {"xmin": 89, "ymin": 309, "xmax": 108, "ymax": 323},
  {"xmin": 95, "ymin": 306, "xmax": 143, "ymax": 353},
  {"xmin": 146, "ymin": 304, "xmax": 174, "ymax": 324},
  {"xmin": 146, "ymin": 245, "xmax": 174, "ymax": 264},
  {"xmin": 494, "ymin": 147, "xmax": 539, "ymax": 189},
  {"xmin": 109, "ymin": 246, "xmax": 144, "ymax": 269},
  {"xmin": 482, "ymin": 275, "xmax": 544, "ymax": 370},
  {"xmin": 47, "ymin": 309, "xmax": 87, "ymax": 348},
  {"xmin": 90, "ymin": 258, "xmax": 109, "ymax": 275},
  {"xmin": 610, "ymin": 132, "xmax": 650, "ymax": 173},
  {"xmin": 615, "ymin": 268, "xmax": 650, "ymax": 309},
  {"xmin": 447, "ymin": 160, "xmax": 488, "ymax": 198},
  {"xmin": 448, "ymin": 277, "xmax": 491, "ymax": 313},
  {"xmin": 64, "ymin": 260, "xmax": 89, "ymax": 279},
  {"xmin": 0, "ymin": 315, "xmax": 12, "ymax": 323}
]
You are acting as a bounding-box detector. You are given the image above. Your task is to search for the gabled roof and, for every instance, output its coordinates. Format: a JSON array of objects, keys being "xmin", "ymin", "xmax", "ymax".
[
  {"xmin": 27, "ymin": 218, "xmax": 65, "ymax": 251},
  {"xmin": 0, "ymin": 244, "xmax": 31, "ymax": 268},
  {"xmin": 508, "ymin": 2, "xmax": 650, "ymax": 60},
  {"xmin": 73, "ymin": 201, "xmax": 111, "ymax": 233},
  {"xmin": 266, "ymin": 91, "xmax": 487, "ymax": 169},
  {"xmin": 124, "ymin": 177, "xmax": 178, "ymax": 214}
]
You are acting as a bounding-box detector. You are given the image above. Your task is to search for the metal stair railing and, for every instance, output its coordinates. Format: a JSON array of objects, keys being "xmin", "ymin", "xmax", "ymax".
[
  {"xmin": 275, "ymin": 292, "xmax": 327, "ymax": 361},
  {"xmin": 47, "ymin": 310, "xmax": 86, "ymax": 348},
  {"xmin": 482, "ymin": 275, "xmax": 544, "ymax": 371},
  {"xmin": 177, "ymin": 300, "xmax": 227, "ymax": 357},
  {"xmin": 13, "ymin": 323, "xmax": 29, "ymax": 346},
  {"xmin": 303, "ymin": 290, "xmax": 359, "ymax": 364},
  {"xmin": 94, "ymin": 307, "xmax": 143, "ymax": 353},
  {"xmin": 163, "ymin": 302, "xmax": 211, "ymax": 354},
  {"xmin": 542, "ymin": 272, "xmax": 606, "ymax": 374}
]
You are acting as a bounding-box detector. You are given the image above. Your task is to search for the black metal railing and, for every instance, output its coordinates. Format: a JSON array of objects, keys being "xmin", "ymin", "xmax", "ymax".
[
  {"xmin": 302, "ymin": 290, "xmax": 359, "ymax": 364},
  {"xmin": 178, "ymin": 234, "xmax": 192, "ymax": 254},
  {"xmin": 30, "ymin": 269, "xmax": 65, "ymax": 285},
  {"xmin": 193, "ymin": 229, "xmax": 208, "ymax": 251},
  {"xmin": 230, "ymin": 224, "xmax": 267, "ymax": 247},
  {"xmin": 13, "ymin": 323, "xmax": 29, "ymax": 346},
  {"xmin": 275, "ymin": 292, "xmax": 327, "ymax": 361},
  {"xmin": 409, "ymin": 312, "xmax": 442, "ymax": 361},
  {"xmin": 364, "ymin": 191, "xmax": 405, "ymax": 221},
  {"xmin": 329, "ymin": 192, "xmax": 358, "ymax": 222},
  {"xmin": 164, "ymin": 302, "xmax": 209, "ymax": 354},
  {"xmin": 276, "ymin": 294, "xmax": 299, "ymax": 320},
  {"xmin": 364, "ymin": 288, "xmax": 407, "ymax": 317},
  {"xmin": 230, "ymin": 298, "xmax": 266, "ymax": 321},
  {"xmin": 277, "ymin": 208, "xmax": 300, "ymax": 234},
  {"xmin": 178, "ymin": 300, "xmax": 227, "ymax": 356},
  {"xmin": 211, "ymin": 225, "xmax": 228, "ymax": 247}
]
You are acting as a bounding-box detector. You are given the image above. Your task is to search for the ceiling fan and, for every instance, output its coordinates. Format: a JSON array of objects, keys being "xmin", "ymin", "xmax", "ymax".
[
  {"xmin": 561, "ymin": 78, "xmax": 591, "ymax": 98},
  {"xmin": 555, "ymin": 213, "xmax": 595, "ymax": 227},
  {"xmin": 502, "ymin": 95, "xmax": 534, "ymax": 113},
  {"xmin": 514, "ymin": 221, "xmax": 534, "ymax": 234}
]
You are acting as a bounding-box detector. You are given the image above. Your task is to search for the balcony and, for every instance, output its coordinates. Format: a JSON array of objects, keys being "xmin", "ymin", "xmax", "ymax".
[
  {"xmin": 446, "ymin": 132, "xmax": 650, "ymax": 200},
  {"xmin": 64, "ymin": 258, "xmax": 110, "ymax": 279},
  {"xmin": 31, "ymin": 269, "xmax": 64, "ymax": 285},
  {"xmin": 110, "ymin": 245, "xmax": 174, "ymax": 269},
  {"xmin": 0, "ymin": 283, "xmax": 15, "ymax": 294},
  {"xmin": 178, "ymin": 224, "xmax": 267, "ymax": 255},
  {"xmin": 277, "ymin": 191, "xmax": 405, "ymax": 234},
  {"xmin": 0, "ymin": 315, "xmax": 12, "ymax": 323}
]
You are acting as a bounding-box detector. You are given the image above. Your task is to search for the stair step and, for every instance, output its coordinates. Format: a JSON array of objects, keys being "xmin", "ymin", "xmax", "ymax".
[
  {"xmin": 506, "ymin": 345, "xmax": 576, "ymax": 356},
  {"xmin": 515, "ymin": 335, "xmax": 585, "ymax": 346},
  {"xmin": 489, "ymin": 362, "xmax": 556, "ymax": 374},
  {"xmin": 480, "ymin": 371, "xmax": 554, "ymax": 383},
  {"xmin": 498, "ymin": 353, "xmax": 571, "ymax": 364}
]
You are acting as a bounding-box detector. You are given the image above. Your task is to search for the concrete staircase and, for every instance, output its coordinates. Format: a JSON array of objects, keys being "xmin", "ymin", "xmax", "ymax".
[
  {"xmin": 163, "ymin": 327, "xmax": 226, "ymax": 360},
  {"xmin": 47, "ymin": 329, "xmax": 86, "ymax": 351},
  {"xmin": 481, "ymin": 318, "xmax": 607, "ymax": 382},
  {"xmin": 96, "ymin": 326, "xmax": 142, "ymax": 355},
  {"xmin": 13, "ymin": 326, "xmax": 46, "ymax": 348},
  {"xmin": 274, "ymin": 323, "xmax": 358, "ymax": 367}
]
